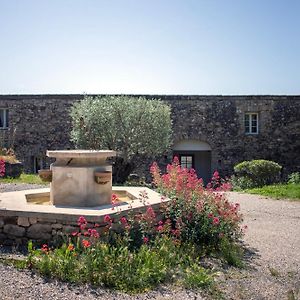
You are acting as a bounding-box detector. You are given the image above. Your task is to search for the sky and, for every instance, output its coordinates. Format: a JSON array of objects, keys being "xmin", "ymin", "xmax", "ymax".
[{"xmin": 0, "ymin": 0, "xmax": 299, "ymax": 95}]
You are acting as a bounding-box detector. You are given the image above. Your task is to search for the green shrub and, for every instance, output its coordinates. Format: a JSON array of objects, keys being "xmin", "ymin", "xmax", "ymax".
[
  {"xmin": 234, "ymin": 159, "xmax": 282, "ymax": 188},
  {"xmin": 230, "ymin": 175, "xmax": 256, "ymax": 191},
  {"xmin": 219, "ymin": 237, "xmax": 244, "ymax": 267},
  {"xmin": 182, "ymin": 263, "xmax": 213, "ymax": 288},
  {"xmin": 288, "ymin": 172, "xmax": 300, "ymax": 184},
  {"xmin": 28, "ymin": 236, "xmax": 213, "ymax": 293}
]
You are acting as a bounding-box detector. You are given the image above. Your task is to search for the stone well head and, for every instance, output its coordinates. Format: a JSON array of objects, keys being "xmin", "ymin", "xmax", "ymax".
[{"xmin": 45, "ymin": 150, "xmax": 116, "ymax": 207}]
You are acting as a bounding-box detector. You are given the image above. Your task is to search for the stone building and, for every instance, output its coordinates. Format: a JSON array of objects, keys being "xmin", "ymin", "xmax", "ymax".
[{"xmin": 0, "ymin": 94, "xmax": 299, "ymax": 182}]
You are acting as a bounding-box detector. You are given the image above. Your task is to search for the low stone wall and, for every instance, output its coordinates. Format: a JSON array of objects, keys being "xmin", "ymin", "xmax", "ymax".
[
  {"xmin": 0, "ymin": 186, "xmax": 164, "ymax": 247},
  {"xmin": 0, "ymin": 213, "xmax": 148, "ymax": 247},
  {"xmin": 0, "ymin": 215, "xmax": 87, "ymax": 246}
]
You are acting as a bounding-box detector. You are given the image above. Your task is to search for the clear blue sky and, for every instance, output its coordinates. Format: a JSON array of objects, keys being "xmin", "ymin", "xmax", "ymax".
[{"xmin": 0, "ymin": 0, "xmax": 299, "ymax": 95}]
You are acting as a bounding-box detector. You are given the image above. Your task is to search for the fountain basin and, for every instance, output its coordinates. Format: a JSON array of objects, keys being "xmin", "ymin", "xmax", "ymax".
[{"xmin": 0, "ymin": 187, "xmax": 167, "ymax": 245}]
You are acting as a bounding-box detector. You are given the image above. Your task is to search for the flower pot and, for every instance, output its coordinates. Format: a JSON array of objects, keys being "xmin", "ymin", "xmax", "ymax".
[
  {"xmin": 38, "ymin": 169, "xmax": 52, "ymax": 182},
  {"xmin": 94, "ymin": 171, "xmax": 112, "ymax": 184}
]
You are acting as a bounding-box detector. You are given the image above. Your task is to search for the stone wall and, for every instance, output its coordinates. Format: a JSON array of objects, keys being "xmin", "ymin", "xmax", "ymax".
[
  {"xmin": 0, "ymin": 206, "xmax": 162, "ymax": 246},
  {"xmin": 0, "ymin": 94, "xmax": 299, "ymax": 177}
]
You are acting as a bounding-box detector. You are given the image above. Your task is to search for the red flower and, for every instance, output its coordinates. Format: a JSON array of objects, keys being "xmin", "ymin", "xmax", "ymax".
[
  {"xmin": 67, "ymin": 244, "xmax": 75, "ymax": 251},
  {"xmin": 104, "ymin": 215, "xmax": 112, "ymax": 223},
  {"xmin": 82, "ymin": 239, "xmax": 91, "ymax": 248},
  {"xmin": 120, "ymin": 216, "xmax": 127, "ymax": 225},
  {"xmin": 213, "ymin": 217, "xmax": 220, "ymax": 225},
  {"xmin": 156, "ymin": 225, "xmax": 163, "ymax": 232},
  {"xmin": 77, "ymin": 216, "xmax": 87, "ymax": 225},
  {"xmin": 41, "ymin": 244, "xmax": 48, "ymax": 253},
  {"xmin": 88, "ymin": 228, "xmax": 100, "ymax": 238},
  {"xmin": 143, "ymin": 237, "xmax": 149, "ymax": 244},
  {"xmin": 0, "ymin": 159, "xmax": 5, "ymax": 177}
]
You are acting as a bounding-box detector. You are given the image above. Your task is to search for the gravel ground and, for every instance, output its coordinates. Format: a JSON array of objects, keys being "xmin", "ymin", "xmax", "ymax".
[
  {"xmin": 0, "ymin": 184, "xmax": 300, "ymax": 300},
  {"xmin": 0, "ymin": 183, "xmax": 47, "ymax": 193}
]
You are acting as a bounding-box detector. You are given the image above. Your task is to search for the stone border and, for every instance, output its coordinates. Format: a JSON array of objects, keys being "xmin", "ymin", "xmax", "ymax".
[{"xmin": 0, "ymin": 187, "xmax": 165, "ymax": 246}]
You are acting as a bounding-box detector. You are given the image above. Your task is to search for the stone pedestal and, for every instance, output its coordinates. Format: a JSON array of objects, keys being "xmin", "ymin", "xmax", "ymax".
[{"xmin": 47, "ymin": 150, "xmax": 116, "ymax": 207}]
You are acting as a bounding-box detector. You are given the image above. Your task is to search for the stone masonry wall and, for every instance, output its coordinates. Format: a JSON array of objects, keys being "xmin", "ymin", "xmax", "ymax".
[{"xmin": 0, "ymin": 94, "xmax": 299, "ymax": 177}]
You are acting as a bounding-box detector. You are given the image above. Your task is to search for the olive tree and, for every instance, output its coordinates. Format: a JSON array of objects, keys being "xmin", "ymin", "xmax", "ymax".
[{"xmin": 70, "ymin": 95, "xmax": 172, "ymax": 183}]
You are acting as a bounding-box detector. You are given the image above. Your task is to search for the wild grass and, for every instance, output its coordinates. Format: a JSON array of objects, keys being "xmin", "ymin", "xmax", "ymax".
[
  {"xmin": 245, "ymin": 183, "xmax": 300, "ymax": 201},
  {"xmin": 0, "ymin": 173, "xmax": 48, "ymax": 185}
]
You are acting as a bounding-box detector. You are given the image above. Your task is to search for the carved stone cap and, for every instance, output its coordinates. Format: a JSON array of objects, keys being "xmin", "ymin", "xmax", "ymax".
[{"xmin": 47, "ymin": 150, "xmax": 116, "ymax": 159}]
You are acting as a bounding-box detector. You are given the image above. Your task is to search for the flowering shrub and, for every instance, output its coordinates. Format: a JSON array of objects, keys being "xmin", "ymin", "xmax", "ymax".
[
  {"xmin": 206, "ymin": 170, "xmax": 232, "ymax": 191},
  {"xmin": 150, "ymin": 157, "xmax": 243, "ymax": 248},
  {"xmin": 0, "ymin": 159, "xmax": 5, "ymax": 177},
  {"xmin": 27, "ymin": 223, "xmax": 213, "ymax": 293},
  {"xmin": 27, "ymin": 160, "xmax": 245, "ymax": 293}
]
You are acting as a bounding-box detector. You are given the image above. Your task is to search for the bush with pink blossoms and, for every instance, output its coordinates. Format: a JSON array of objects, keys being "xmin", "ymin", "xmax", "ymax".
[
  {"xmin": 150, "ymin": 157, "xmax": 243, "ymax": 249},
  {"xmin": 0, "ymin": 159, "xmax": 5, "ymax": 177}
]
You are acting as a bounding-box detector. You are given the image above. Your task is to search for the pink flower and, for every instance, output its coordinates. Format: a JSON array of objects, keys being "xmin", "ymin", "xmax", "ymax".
[
  {"xmin": 156, "ymin": 225, "xmax": 164, "ymax": 232},
  {"xmin": 41, "ymin": 244, "xmax": 48, "ymax": 253},
  {"xmin": 171, "ymin": 229, "xmax": 180, "ymax": 237},
  {"xmin": 82, "ymin": 239, "xmax": 91, "ymax": 248},
  {"xmin": 120, "ymin": 216, "xmax": 127, "ymax": 225},
  {"xmin": 0, "ymin": 159, "xmax": 5, "ymax": 177},
  {"xmin": 104, "ymin": 215, "xmax": 112, "ymax": 223},
  {"xmin": 208, "ymin": 213, "xmax": 213, "ymax": 218},
  {"xmin": 71, "ymin": 231, "xmax": 79, "ymax": 236},
  {"xmin": 213, "ymin": 217, "xmax": 220, "ymax": 225},
  {"xmin": 143, "ymin": 237, "xmax": 149, "ymax": 244},
  {"xmin": 88, "ymin": 229, "xmax": 100, "ymax": 238},
  {"xmin": 77, "ymin": 216, "xmax": 87, "ymax": 225}
]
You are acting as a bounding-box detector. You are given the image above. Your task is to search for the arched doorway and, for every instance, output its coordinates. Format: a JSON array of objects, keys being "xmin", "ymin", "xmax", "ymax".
[{"xmin": 173, "ymin": 140, "xmax": 212, "ymax": 184}]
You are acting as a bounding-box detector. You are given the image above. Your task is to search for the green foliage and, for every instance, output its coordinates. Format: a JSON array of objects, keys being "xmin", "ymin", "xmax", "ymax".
[
  {"xmin": 70, "ymin": 95, "xmax": 172, "ymax": 162},
  {"xmin": 182, "ymin": 263, "xmax": 213, "ymax": 288},
  {"xmin": 0, "ymin": 257, "xmax": 27, "ymax": 269},
  {"xmin": 219, "ymin": 238, "xmax": 244, "ymax": 267},
  {"xmin": 234, "ymin": 159, "xmax": 282, "ymax": 188},
  {"xmin": 245, "ymin": 183, "xmax": 300, "ymax": 200},
  {"xmin": 230, "ymin": 175, "xmax": 256, "ymax": 191},
  {"xmin": 28, "ymin": 236, "xmax": 213, "ymax": 293},
  {"xmin": 288, "ymin": 172, "xmax": 300, "ymax": 184},
  {"xmin": 0, "ymin": 173, "xmax": 48, "ymax": 185}
]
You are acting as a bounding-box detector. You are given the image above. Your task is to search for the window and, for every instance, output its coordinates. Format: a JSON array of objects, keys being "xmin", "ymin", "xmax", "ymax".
[
  {"xmin": 245, "ymin": 113, "xmax": 258, "ymax": 134},
  {"xmin": 0, "ymin": 109, "xmax": 8, "ymax": 129},
  {"xmin": 179, "ymin": 155, "xmax": 194, "ymax": 170}
]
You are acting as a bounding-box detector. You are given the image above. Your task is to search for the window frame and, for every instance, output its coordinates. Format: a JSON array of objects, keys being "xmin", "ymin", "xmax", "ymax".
[
  {"xmin": 245, "ymin": 112, "xmax": 259, "ymax": 135},
  {"xmin": 178, "ymin": 154, "xmax": 195, "ymax": 170},
  {"xmin": 0, "ymin": 108, "xmax": 9, "ymax": 129}
]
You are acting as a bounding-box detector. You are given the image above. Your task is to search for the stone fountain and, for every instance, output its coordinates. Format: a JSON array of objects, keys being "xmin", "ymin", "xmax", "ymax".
[
  {"xmin": 46, "ymin": 150, "xmax": 116, "ymax": 207},
  {"xmin": 0, "ymin": 149, "xmax": 165, "ymax": 245}
]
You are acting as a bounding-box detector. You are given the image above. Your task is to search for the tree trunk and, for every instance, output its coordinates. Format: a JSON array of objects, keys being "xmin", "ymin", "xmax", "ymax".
[{"xmin": 112, "ymin": 157, "xmax": 135, "ymax": 184}]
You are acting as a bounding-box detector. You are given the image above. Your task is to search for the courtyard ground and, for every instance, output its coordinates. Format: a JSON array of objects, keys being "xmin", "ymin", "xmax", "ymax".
[{"xmin": 0, "ymin": 184, "xmax": 299, "ymax": 299}]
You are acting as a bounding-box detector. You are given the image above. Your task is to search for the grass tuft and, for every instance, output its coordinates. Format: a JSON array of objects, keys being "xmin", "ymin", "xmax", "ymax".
[
  {"xmin": 0, "ymin": 173, "xmax": 48, "ymax": 185},
  {"xmin": 245, "ymin": 184, "xmax": 300, "ymax": 200}
]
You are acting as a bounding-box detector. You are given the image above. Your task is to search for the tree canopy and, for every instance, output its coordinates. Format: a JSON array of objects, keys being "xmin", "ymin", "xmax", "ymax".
[{"xmin": 70, "ymin": 95, "xmax": 172, "ymax": 182}]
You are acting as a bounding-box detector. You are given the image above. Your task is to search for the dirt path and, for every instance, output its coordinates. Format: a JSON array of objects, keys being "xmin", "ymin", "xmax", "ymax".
[{"xmin": 220, "ymin": 192, "xmax": 300, "ymax": 300}]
